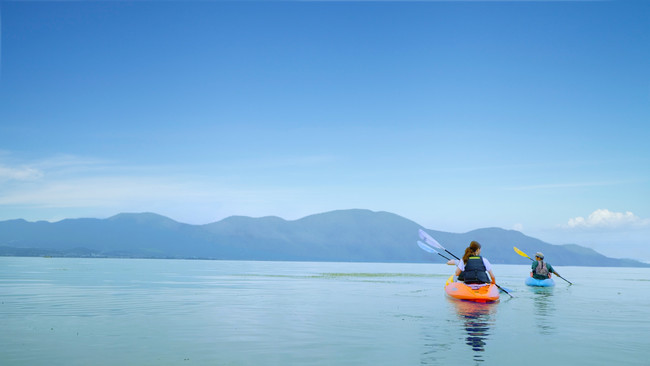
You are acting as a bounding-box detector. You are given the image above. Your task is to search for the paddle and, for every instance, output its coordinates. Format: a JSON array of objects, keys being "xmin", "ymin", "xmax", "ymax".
[
  {"xmin": 418, "ymin": 229, "xmax": 460, "ymax": 261},
  {"xmin": 418, "ymin": 229, "xmax": 513, "ymax": 297},
  {"xmin": 418, "ymin": 241, "xmax": 452, "ymax": 261},
  {"xmin": 513, "ymin": 246, "xmax": 573, "ymax": 285}
]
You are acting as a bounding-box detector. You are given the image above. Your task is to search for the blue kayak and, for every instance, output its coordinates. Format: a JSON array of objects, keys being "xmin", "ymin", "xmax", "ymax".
[{"xmin": 525, "ymin": 277, "xmax": 555, "ymax": 287}]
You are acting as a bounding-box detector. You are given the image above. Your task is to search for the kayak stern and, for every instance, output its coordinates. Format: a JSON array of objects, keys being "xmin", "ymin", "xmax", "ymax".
[
  {"xmin": 525, "ymin": 277, "xmax": 555, "ymax": 287},
  {"xmin": 444, "ymin": 276, "xmax": 500, "ymax": 303}
]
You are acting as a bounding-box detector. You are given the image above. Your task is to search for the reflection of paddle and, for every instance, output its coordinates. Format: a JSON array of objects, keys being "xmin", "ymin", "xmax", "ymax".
[
  {"xmin": 417, "ymin": 241, "xmax": 456, "ymax": 265},
  {"xmin": 418, "ymin": 229, "xmax": 513, "ymax": 298},
  {"xmin": 513, "ymin": 246, "xmax": 573, "ymax": 285}
]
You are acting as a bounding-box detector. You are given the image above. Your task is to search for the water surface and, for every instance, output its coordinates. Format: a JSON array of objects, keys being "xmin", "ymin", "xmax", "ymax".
[{"xmin": 1, "ymin": 257, "xmax": 648, "ymax": 365}]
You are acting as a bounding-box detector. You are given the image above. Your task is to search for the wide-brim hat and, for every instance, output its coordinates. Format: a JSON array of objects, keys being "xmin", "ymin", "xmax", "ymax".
[{"xmin": 535, "ymin": 252, "xmax": 544, "ymax": 259}]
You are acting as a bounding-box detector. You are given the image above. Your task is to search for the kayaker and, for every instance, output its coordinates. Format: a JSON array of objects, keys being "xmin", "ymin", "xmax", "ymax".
[
  {"xmin": 530, "ymin": 252, "xmax": 560, "ymax": 279},
  {"xmin": 454, "ymin": 241, "xmax": 496, "ymax": 285}
]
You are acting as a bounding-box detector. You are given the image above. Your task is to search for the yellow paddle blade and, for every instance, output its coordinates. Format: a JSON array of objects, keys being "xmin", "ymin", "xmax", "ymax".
[{"xmin": 513, "ymin": 246, "xmax": 533, "ymax": 260}]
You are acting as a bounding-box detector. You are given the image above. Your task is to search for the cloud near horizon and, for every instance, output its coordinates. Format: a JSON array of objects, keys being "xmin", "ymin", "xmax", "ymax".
[
  {"xmin": 0, "ymin": 164, "xmax": 44, "ymax": 182},
  {"xmin": 0, "ymin": 154, "xmax": 331, "ymax": 223},
  {"xmin": 567, "ymin": 209, "xmax": 650, "ymax": 229}
]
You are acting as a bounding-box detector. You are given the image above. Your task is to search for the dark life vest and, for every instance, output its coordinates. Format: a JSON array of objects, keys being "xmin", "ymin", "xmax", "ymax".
[{"xmin": 459, "ymin": 256, "xmax": 490, "ymax": 284}]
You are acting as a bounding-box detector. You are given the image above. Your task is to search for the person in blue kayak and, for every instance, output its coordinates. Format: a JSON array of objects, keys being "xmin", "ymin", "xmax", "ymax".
[
  {"xmin": 454, "ymin": 241, "xmax": 496, "ymax": 284},
  {"xmin": 530, "ymin": 252, "xmax": 560, "ymax": 279}
]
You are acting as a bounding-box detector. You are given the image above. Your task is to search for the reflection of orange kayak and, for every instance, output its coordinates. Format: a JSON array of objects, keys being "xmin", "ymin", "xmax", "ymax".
[{"xmin": 445, "ymin": 276, "xmax": 500, "ymax": 303}]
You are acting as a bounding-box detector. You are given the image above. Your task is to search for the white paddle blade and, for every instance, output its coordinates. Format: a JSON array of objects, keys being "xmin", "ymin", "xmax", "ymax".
[
  {"xmin": 417, "ymin": 241, "xmax": 437, "ymax": 254},
  {"xmin": 418, "ymin": 229, "xmax": 445, "ymax": 250}
]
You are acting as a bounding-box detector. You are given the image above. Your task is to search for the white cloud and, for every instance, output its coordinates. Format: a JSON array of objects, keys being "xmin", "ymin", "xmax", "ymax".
[
  {"xmin": 0, "ymin": 159, "xmax": 318, "ymax": 224},
  {"xmin": 567, "ymin": 209, "xmax": 650, "ymax": 229},
  {"xmin": 0, "ymin": 165, "xmax": 43, "ymax": 181},
  {"xmin": 0, "ymin": 154, "xmax": 108, "ymax": 183},
  {"xmin": 0, "ymin": 152, "xmax": 347, "ymax": 223}
]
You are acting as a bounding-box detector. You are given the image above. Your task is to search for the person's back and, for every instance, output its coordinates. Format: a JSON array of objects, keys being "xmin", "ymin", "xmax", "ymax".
[
  {"xmin": 454, "ymin": 240, "xmax": 496, "ymax": 285},
  {"xmin": 531, "ymin": 252, "xmax": 554, "ymax": 279},
  {"xmin": 462, "ymin": 256, "xmax": 490, "ymax": 284}
]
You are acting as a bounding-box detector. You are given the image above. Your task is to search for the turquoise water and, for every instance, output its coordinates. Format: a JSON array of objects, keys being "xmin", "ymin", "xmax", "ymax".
[{"xmin": 1, "ymin": 257, "xmax": 649, "ymax": 365}]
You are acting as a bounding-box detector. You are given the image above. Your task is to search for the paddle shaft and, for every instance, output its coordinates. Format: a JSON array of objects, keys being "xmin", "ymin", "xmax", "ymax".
[
  {"xmin": 553, "ymin": 273, "xmax": 573, "ymax": 285},
  {"xmin": 494, "ymin": 283, "xmax": 512, "ymax": 296},
  {"xmin": 436, "ymin": 252, "xmax": 452, "ymax": 261},
  {"xmin": 444, "ymin": 249, "xmax": 460, "ymax": 261}
]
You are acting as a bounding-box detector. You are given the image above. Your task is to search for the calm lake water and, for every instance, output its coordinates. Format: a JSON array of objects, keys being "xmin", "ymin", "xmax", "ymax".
[{"xmin": 2, "ymin": 257, "xmax": 649, "ymax": 366}]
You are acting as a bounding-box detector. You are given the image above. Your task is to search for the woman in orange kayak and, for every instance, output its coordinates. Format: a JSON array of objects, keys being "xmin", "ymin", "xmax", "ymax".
[{"xmin": 454, "ymin": 241, "xmax": 496, "ymax": 285}]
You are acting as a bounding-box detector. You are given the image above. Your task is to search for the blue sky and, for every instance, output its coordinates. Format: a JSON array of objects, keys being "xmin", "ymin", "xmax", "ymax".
[{"xmin": 1, "ymin": 1, "xmax": 649, "ymax": 261}]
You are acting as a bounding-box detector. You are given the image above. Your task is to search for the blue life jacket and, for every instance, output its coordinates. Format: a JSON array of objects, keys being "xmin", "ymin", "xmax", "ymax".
[{"xmin": 460, "ymin": 256, "xmax": 490, "ymax": 284}]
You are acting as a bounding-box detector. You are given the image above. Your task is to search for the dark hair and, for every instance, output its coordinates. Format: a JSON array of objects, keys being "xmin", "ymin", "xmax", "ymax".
[{"xmin": 462, "ymin": 241, "xmax": 481, "ymax": 264}]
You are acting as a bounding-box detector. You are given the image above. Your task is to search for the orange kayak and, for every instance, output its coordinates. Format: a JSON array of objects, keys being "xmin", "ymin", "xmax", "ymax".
[{"xmin": 444, "ymin": 276, "xmax": 500, "ymax": 303}]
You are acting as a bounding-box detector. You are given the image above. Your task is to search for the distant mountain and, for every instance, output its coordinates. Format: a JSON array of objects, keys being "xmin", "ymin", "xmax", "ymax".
[{"xmin": 0, "ymin": 209, "xmax": 646, "ymax": 267}]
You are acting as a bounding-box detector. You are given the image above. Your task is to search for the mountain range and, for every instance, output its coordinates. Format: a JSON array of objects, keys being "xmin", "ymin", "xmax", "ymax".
[{"xmin": 0, "ymin": 209, "xmax": 646, "ymax": 267}]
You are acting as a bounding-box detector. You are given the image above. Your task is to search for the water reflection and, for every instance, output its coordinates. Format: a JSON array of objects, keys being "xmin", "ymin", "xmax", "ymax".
[
  {"xmin": 450, "ymin": 299, "xmax": 497, "ymax": 363},
  {"xmin": 529, "ymin": 287, "xmax": 555, "ymax": 334}
]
